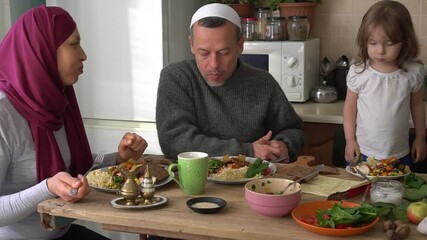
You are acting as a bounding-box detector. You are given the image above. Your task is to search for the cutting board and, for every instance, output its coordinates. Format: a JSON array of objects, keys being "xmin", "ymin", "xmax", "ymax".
[{"xmin": 271, "ymin": 156, "xmax": 367, "ymax": 197}]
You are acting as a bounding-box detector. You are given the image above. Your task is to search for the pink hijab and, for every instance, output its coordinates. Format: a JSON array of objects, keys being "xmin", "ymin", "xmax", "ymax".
[{"xmin": 0, "ymin": 5, "xmax": 92, "ymax": 182}]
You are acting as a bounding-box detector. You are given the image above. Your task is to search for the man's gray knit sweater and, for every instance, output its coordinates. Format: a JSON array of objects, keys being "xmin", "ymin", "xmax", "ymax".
[{"xmin": 156, "ymin": 59, "xmax": 304, "ymax": 160}]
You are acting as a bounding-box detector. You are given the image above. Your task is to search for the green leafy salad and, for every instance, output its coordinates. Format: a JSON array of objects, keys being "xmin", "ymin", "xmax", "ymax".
[{"xmin": 316, "ymin": 203, "xmax": 378, "ymax": 229}]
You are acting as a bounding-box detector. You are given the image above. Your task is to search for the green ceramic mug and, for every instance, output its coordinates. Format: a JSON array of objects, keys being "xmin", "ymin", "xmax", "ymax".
[{"xmin": 168, "ymin": 152, "xmax": 209, "ymax": 195}]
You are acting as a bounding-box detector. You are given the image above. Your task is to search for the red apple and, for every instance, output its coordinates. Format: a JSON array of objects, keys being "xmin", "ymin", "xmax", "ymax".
[{"xmin": 407, "ymin": 201, "xmax": 427, "ymax": 224}]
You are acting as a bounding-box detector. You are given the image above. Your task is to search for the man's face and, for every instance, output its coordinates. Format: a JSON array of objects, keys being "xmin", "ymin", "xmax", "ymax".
[{"xmin": 189, "ymin": 21, "xmax": 244, "ymax": 86}]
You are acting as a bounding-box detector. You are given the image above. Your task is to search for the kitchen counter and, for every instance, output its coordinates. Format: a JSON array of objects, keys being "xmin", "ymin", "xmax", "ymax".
[
  {"xmin": 292, "ymin": 100, "xmax": 427, "ymax": 127},
  {"xmin": 292, "ymin": 101, "xmax": 344, "ymax": 124}
]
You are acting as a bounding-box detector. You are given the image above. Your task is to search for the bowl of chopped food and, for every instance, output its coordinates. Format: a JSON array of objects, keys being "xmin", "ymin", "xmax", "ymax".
[
  {"xmin": 186, "ymin": 197, "xmax": 227, "ymax": 214},
  {"xmin": 291, "ymin": 200, "xmax": 379, "ymax": 236},
  {"xmin": 244, "ymin": 178, "xmax": 301, "ymax": 217}
]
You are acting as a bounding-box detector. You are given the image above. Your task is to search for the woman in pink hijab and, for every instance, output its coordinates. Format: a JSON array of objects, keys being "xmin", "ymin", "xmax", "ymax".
[{"xmin": 0, "ymin": 5, "xmax": 147, "ymax": 239}]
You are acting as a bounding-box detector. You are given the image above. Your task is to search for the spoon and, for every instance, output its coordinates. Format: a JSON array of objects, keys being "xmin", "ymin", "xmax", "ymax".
[
  {"xmin": 354, "ymin": 167, "xmax": 373, "ymax": 184},
  {"xmin": 320, "ymin": 57, "xmax": 332, "ymax": 76},
  {"xmin": 283, "ymin": 164, "xmax": 325, "ymax": 193},
  {"xmin": 335, "ymin": 55, "xmax": 349, "ymax": 67}
]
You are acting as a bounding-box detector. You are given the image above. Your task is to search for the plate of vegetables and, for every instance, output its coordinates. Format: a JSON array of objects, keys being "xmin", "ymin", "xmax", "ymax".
[
  {"xmin": 207, "ymin": 155, "xmax": 276, "ymax": 185},
  {"xmin": 346, "ymin": 157, "xmax": 411, "ymax": 180},
  {"xmin": 291, "ymin": 201, "xmax": 379, "ymax": 236}
]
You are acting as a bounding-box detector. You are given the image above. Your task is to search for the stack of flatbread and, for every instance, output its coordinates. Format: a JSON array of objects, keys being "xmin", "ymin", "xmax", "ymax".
[{"xmin": 137, "ymin": 156, "xmax": 171, "ymax": 182}]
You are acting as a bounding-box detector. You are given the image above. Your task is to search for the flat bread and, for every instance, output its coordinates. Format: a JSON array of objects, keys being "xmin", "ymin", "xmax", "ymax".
[{"xmin": 138, "ymin": 161, "xmax": 170, "ymax": 182}]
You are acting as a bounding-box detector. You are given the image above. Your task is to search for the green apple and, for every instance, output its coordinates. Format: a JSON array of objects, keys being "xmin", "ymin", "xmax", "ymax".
[{"xmin": 407, "ymin": 201, "xmax": 427, "ymax": 224}]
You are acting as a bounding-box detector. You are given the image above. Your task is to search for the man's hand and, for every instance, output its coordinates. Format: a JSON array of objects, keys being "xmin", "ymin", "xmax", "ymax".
[{"xmin": 252, "ymin": 130, "xmax": 289, "ymax": 162}]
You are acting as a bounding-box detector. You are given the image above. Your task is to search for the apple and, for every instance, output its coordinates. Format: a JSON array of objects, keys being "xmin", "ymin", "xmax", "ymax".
[{"xmin": 407, "ymin": 201, "xmax": 427, "ymax": 224}]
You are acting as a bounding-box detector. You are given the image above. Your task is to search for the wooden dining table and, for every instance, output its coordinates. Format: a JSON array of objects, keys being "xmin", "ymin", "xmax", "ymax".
[{"xmin": 37, "ymin": 164, "xmax": 427, "ymax": 240}]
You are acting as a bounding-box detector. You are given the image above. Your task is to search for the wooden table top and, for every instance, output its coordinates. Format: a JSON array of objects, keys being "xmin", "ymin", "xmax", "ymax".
[{"xmin": 37, "ymin": 166, "xmax": 427, "ymax": 240}]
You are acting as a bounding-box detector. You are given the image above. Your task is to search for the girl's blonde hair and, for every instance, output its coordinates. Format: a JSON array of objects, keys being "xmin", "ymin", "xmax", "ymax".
[{"xmin": 355, "ymin": 0, "xmax": 421, "ymax": 71}]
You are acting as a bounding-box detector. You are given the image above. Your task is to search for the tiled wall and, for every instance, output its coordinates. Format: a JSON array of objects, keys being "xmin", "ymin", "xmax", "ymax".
[{"xmin": 258, "ymin": 0, "xmax": 427, "ymax": 65}]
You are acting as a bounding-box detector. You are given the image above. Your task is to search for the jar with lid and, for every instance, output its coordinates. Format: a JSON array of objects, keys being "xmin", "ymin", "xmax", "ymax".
[
  {"xmin": 287, "ymin": 16, "xmax": 310, "ymax": 41},
  {"xmin": 242, "ymin": 17, "xmax": 258, "ymax": 41},
  {"xmin": 370, "ymin": 180, "xmax": 404, "ymax": 205},
  {"xmin": 265, "ymin": 17, "xmax": 285, "ymax": 41},
  {"xmin": 255, "ymin": 8, "xmax": 271, "ymax": 40}
]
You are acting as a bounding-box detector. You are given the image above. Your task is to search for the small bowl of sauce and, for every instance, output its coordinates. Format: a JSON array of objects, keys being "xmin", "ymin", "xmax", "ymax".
[{"xmin": 186, "ymin": 197, "xmax": 226, "ymax": 214}]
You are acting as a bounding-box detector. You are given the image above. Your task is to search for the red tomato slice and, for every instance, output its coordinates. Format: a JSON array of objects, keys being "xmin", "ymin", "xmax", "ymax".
[
  {"xmin": 336, "ymin": 224, "xmax": 352, "ymax": 229},
  {"xmin": 262, "ymin": 167, "xmax": 272, "ymax": 176},
  {"xmin": 300, "ymin": 216, "xmax": 316, "ymax": 225}
]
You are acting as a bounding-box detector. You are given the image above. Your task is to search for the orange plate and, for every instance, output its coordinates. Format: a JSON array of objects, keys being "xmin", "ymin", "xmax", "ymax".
[{"xmin": 291, "ymin": 200, "xmax": 379, "ymax": 237}]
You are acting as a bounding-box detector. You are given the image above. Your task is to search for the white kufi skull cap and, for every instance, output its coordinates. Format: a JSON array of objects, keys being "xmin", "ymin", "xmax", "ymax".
[{"xmin": 190, "ymin": 3, "xmax": 242, "ymax": 30}]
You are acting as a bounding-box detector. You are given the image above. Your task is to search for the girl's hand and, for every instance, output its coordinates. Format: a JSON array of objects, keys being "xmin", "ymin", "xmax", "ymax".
[
  {"xmin": 117, "ymin": 132, "xmax": 148, "ymax": 163},
  {"xmin": 411, "ymin": 137, "xmax": 427, "ymax": 163},
  {"xmin": 344, "ymin": 139, "xmax": 360, "ymax": 163},
  {"xmin": 46, "ymin": 172, "xmax": 90, "ymax": 202}
]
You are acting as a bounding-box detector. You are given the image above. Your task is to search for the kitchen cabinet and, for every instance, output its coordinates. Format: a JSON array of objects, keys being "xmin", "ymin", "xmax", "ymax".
[
  {"xmin": 293, "ymin": 101, "xmax": 427, "ymax": 172},
  {"xmin": 299, "ymin": 122, "xmax": 342, "ymax": 166}
]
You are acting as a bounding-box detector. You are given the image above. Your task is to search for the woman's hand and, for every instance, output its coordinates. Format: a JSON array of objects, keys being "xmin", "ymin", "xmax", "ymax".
[
  {"xmin": 46, "ymin": 172, "xmax": 90, "ymax": 202},
  {"xmin": 117, "ymin": 132, "xmax": 148, "ymax": 163}
]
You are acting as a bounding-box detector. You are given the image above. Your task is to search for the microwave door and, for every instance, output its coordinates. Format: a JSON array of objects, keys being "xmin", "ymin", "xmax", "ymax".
[{"xmin": 240, "ymin": 42, "xmax": 282, "ymax": 85}]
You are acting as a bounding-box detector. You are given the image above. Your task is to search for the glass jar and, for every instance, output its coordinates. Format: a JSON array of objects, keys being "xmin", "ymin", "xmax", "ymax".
[
  {"xmin": 255, "ymin": 8, "xmax": 271, "ymax": 40},
  {"xmin": 287, "ymin": 16, "xmax": 310, "ymax": 41},
  {"xmin": 242, "ymin": 17, "xmax": 258, "ymax": 41},
  {"xmin": 370, "ymin": 180, "xmax": 404, "ymax": 205},
  {"xmin": 265, "ymin": 17, "xmax": 285, "ymax": 41}
]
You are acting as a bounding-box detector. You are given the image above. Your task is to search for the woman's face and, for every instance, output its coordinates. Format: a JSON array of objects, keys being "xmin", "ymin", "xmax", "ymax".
[{"xmin": 57, "ymin": 28, "xmax": 87, "ymax": 86}]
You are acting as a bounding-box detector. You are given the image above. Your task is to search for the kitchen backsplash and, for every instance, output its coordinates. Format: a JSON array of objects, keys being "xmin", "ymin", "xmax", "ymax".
[{"xmin": 256, "ymin": 0, "xmax": 427, "ymax": 65}]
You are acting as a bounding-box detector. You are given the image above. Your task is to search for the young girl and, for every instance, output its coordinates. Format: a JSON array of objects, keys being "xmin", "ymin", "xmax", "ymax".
[{"xmin": 343, "ymin": 0, "xmax": 426, "ymax": 167}]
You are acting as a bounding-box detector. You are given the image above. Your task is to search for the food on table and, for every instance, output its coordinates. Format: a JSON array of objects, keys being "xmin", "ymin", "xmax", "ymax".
[
  {"xmin": 417, "ymin": 216, "xmax": 427, "ymax": 235},
  {"xmin": 208, "ymin": 154, "xmax": 270, "ymax": 181},
  {"xmin": 191, "ymin": 202, "xmax": 220, "ymax": 209},
  {"xmin": 87, "ymin": 167, "xmax": 126, "ymax": 189},
  {"xmin": 354, "ymin": 157, "xmax": 410, "ymax": 177},
  {"xmin": 87, "ymin": 158, "xmax": 169, "ymax": 190},
  {"xmin": 139, "ymin": 161, "xmax": 170, "ymax": 182},
  {"xmin": 407, "ymin": 201, "xmax": 427, "ymax": 224},
  {"xmin": 314, "ymin": 202, "xmax": 378, "ymax": 229},
  {"xmin": 382, "ymin": 220, "xmax": 411, "ymax": 239}
]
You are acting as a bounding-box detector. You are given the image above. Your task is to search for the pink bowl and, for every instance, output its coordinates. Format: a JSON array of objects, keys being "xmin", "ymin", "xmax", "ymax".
[{"xmin": 245, "ymin": 178, "xmax": 301, "ymax": 217}]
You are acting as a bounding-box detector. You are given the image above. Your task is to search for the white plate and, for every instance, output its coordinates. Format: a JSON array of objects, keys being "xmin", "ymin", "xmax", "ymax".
[
  {"xmin": 207, "ymin": 156, "xmax": 277, "ymax": 185},
  {"xmin": 88, "ymin": 166, "xmax": 173, "ymax": 193},
  {"xmin": 345, "ymin": 166, "xmax": 410, "ymax": 180},
  {"xmin": 110, "ymin": 195, "xmax": 168, "ymax": 209}
]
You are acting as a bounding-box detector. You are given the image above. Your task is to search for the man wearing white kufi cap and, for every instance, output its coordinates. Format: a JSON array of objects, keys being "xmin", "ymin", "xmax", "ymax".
[{"xmin": 156, "ymin": 3, "xmax": 304, "ymax": 163}]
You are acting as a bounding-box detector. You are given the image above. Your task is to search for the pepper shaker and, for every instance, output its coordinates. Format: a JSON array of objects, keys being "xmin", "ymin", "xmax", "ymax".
[{"xmin": 140, "ymin": 165, "xmax": 156, "ymax": 204}]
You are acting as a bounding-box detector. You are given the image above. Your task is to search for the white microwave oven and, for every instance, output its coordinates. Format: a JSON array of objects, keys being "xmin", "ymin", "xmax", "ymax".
[{"xmin": 240, "ymin": 38, "xmax": 319, "ymax": 102}]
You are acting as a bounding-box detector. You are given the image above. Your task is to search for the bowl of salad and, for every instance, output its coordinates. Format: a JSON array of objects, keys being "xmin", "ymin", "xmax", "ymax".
[{"xmin": 291, "ymin": 201, "xmax": 379, "ymax": 236}]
